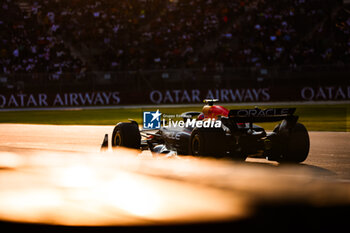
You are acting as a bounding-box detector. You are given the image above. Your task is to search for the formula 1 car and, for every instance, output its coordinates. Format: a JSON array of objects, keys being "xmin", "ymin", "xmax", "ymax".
[{"xmin": 105, "ymin": 100, "xmax": 310, "ymax": 163}]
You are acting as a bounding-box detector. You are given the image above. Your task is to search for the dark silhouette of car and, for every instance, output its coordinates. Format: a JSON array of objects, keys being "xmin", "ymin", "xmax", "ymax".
[{"xmin": 108, "ymin": 99, "xmax": 309, "ymax": 163}]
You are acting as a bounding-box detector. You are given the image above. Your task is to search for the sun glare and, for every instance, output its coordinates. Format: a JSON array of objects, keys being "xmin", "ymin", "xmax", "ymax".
[
  {"xmin": 59, "ymin": 165, "xmax": 97, "ymax": 188},
  {"xmin": 58, "ymin": 165, "xmax": 161, "ymax": 217},
  {"xmin": 101, "ymin": 172, "xmax": 161, "ymax": 217}
]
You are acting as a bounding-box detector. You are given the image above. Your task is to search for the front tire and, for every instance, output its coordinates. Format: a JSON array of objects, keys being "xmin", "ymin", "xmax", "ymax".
[{"xmin": 112, "ymin": 122, "xmax": 141, "ymax": 150}]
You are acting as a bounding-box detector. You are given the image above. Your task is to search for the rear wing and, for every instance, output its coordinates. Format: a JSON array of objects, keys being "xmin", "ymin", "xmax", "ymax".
[{"xmin": 227, "ymin": 108, "xmax": 297, "ymax": 123}]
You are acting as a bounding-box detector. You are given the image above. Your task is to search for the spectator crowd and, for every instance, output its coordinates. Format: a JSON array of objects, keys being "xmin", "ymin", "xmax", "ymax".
[
  {"xmin": 1, "ymin": 0, "xmax": 349, "ymax": 75},
  {"xmin": 0, "ymin": 0, "xmax": 85, "ymax": 79}
]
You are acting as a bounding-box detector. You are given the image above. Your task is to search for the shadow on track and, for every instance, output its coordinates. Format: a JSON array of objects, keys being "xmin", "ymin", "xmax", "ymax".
[{"xmin": 244, "ymin": 159, "xmax": 337, "ymax": 177}]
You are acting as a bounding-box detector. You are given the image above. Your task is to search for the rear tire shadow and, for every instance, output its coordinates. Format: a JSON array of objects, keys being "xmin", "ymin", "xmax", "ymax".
[{"xmin": 244, "ymin": 158, "xmax": 336, "ymax": 177}]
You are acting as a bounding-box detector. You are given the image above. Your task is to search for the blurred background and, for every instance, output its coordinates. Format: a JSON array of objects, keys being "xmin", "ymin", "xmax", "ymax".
[{"xmin": 0, "ymin": 0, "xmax": 349, "ymax": 105}]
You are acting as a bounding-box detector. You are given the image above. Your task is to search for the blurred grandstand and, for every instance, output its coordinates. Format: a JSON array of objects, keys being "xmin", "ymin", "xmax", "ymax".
[{"xmin": 0, "ymin": 0, "xmax": 349, "ymax": 101}]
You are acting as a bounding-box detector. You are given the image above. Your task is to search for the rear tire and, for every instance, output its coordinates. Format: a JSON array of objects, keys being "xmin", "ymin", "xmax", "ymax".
[
  {"xmin": 271, "ymin": 122, "xmax": 310, "ymax": 163},
  {"xmin": 112, "ymin": 122, "xmax": 141, "ymax": 150}
]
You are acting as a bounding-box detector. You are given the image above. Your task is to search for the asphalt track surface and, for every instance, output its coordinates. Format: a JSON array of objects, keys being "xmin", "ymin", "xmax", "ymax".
[{"xmin": 0, "ymin": 124, "xmax": 350, "ymax": 232}]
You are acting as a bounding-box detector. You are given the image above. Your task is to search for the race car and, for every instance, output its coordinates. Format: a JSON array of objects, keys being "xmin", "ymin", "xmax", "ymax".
[{"xmin": 106, "ymin": 99, "xmax": 310, "ymax": 163}]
